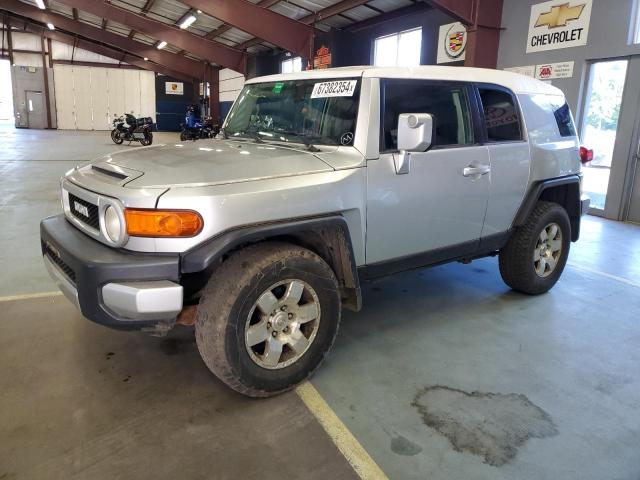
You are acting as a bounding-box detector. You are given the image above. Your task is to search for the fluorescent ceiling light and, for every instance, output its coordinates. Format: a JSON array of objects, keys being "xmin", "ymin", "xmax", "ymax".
[
  {"xmin": 35, "ymin": 0, "xmax": 46, "ymax": 9},
  {"xmin": 156, "ymin": 41, "xmax": 167, "ymax": 50},
  {"xmin": 144, "ymin": 57, "xmax": 148, "ymax": 61},
  {"xmin": 179, "ymin": 14, "xmax": 196, "ymax": 29},
  {"xmin": 47, "ymin": 23, "xmax": 55, "ymax": 30}
]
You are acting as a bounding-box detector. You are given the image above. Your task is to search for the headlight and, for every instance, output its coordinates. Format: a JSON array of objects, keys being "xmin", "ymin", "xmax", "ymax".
[{"xmin": 104, "ymin": 205, "xmax": 123, "ymax": 243}]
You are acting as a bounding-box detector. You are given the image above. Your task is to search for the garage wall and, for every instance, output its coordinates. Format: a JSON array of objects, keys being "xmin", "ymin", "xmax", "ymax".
[
  {"xmin": 53, "ymin": 65, "xmax": 156, "ymax": 130},
  {"xmin": 497, "ymin": 0, "xmax": 640, "ymax": 116},
  {"xmin": 219, "ymin": 68, "xmax": 245, "ymax": 120}
]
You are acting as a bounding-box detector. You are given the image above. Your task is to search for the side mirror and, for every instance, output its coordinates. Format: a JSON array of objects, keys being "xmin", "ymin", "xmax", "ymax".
[{"xmin": 394, "ymin": 113, "xmax": 434, "ymax": 175}]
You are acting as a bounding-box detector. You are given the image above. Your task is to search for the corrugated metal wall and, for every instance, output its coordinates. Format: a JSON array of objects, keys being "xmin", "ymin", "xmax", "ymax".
[{"xmin": 53, "ymin": 65, "xmax": 156, "ymax": 130}]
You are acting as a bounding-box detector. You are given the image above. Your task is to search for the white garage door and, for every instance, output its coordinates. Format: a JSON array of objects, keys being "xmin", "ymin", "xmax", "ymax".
[{"xmin": 53, "ymin": 65, "xmax": 156, "ymax": 130}]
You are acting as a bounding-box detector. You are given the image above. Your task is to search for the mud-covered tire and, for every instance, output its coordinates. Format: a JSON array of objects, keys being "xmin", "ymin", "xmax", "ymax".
[
  {"xmin": 195, "ymin": 242, "xmax": 341, "ymax": 397},
  {"xmin": 499, "ymin": 201, "xmax": 571, "ymax": 295}
]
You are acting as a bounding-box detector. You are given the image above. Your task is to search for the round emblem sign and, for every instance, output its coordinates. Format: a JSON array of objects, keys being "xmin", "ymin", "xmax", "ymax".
[{"xmin": 445, "ymin": 23, "xmax": 467, "ymax": 60}]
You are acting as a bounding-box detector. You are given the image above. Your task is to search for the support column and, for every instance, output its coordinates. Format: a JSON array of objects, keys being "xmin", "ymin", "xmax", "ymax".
[
  {"xmin": 40, "ymin": 35, "xmax": 52, "ymax": 128},
  {"xmin": 463, "ymin": 0, "xmax": 503, "ymax": 69},
  {"xmin": 6, "ymin": 16, "xmax": 14, "ymax": 66},
  {"xmin": 208, "ymin": 67, "xmax": 220, "ymax": 123}
]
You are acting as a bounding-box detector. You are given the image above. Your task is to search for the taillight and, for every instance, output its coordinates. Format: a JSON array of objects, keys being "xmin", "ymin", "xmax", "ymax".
[{"xmin": 579, "ymin": 146, "xmax": 593, "ymax": 164}]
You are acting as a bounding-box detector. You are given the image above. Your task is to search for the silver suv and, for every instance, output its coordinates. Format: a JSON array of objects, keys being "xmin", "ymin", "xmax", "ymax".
[{"xmin": 41, "ymin": 66, "xmax": 591, "ymax": 397}]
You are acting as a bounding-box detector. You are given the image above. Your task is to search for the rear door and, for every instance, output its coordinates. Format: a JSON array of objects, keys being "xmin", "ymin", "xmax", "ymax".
[
  {"xmin": 476, "ymin": 86, "xmax": 531, "ymax": 239},
  {"xmin": 366, "ymin": 79, "xmax": 491, "ymax": 264}
]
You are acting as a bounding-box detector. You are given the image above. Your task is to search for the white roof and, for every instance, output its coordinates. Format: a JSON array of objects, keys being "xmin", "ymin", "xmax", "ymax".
[{"xmin": 246, "ymin": 65, "xmax": 564, "ymax": 96}]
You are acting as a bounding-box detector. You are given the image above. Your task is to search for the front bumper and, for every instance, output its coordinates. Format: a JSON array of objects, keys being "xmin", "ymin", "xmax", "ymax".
[{"xmin": 41, "ymin": 215, "xmax": 182, "ymax": 331}]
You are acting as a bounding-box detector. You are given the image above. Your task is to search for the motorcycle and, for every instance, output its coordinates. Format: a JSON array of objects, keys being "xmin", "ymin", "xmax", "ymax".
[
  {"xmin": 180, "ymin": 107, "xmax": 220, "ymax": 141},
  {"xmin": 111, "ymin": 113, "xmax": 154, "ymax": 146}
]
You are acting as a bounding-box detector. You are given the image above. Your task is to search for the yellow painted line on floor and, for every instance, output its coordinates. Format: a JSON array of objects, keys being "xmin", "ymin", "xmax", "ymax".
[
  {"xmin": 0, "ymin": 291, "xmax": 62, "ymax": 302},
  {"xmin": 296, "ymin": 381, "xmax": 389, "ymax": 480},
  {"xmin": 567, "ymin": 263, "xmax": 640, "ymax": 290}
]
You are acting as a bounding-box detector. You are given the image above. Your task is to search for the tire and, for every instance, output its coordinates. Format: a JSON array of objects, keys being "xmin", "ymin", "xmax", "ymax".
[
  {"xmin": 179, "ymin": 131, "xmax": 188, "ymax": 141},
  {"xmin": 110, "ymin": 129, "xmax": 124, "ymax": 145},
  {"xmin": 499, "ymin": 201, "xmax": 571, "ymax": 295},
  {"xmin": 195, "ymin": 241, "xmax": 341, "ymax": 397},
  {"xmin": 139, "ymin": 131, "xmax": 153, "ymax": 146}
]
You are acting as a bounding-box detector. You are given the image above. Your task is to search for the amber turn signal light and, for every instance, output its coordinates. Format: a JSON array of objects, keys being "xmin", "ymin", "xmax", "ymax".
[{"xmin": 124, "ymin": 209, "xmax": 203, "ymax": 237}]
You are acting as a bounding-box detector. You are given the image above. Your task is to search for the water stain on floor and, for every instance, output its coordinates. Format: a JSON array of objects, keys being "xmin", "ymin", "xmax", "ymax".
[
  {"xmin": 390, "ymin": 435, "xmax": 423, "ymax": 456},
  {"xmin": 412, "ymin": 386, "xmax": 558, "ymax": 466}
]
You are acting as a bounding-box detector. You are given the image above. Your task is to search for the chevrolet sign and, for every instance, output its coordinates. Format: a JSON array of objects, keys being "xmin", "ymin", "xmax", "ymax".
[{"xmin": 526, "ymin": 0, "xmax": 592, "ymax": 53}]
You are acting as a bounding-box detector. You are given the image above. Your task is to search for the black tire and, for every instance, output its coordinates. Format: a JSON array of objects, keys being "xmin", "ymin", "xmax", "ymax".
[
  {"xmin": 195, "ymin": 242, "xmax": 341, "ymax": 397},
  {"xmin": 499, "ymin": 201, "xmax": 571, "ymax": 295},
  {"xmin": 110, "ymin": 129, "xmax": 124, "ymax": 144},
  {"xmin": 179, "ymin": 131, "xmax": 188, "ymax": 141},
  {"xmin": 139, "ymin": 131, "xmax": 153, "ymax": 146}
]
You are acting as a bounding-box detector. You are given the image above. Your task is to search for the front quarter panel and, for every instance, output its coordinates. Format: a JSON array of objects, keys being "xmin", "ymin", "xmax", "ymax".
[{"xmin": 155, "ymin": 168, "xmax": 367, "ymax": 264}]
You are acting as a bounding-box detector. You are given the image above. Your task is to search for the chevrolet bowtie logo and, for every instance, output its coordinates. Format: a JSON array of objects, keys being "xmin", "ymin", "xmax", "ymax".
[{"xmin": 535, "ymin": 3, "xmax": 585, "ymax": 29}]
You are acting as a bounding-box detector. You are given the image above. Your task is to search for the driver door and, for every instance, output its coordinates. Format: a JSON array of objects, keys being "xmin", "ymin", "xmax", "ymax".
[{"xmin": 366, "ymin": 80, "xmax": 490, "ymax": 265}]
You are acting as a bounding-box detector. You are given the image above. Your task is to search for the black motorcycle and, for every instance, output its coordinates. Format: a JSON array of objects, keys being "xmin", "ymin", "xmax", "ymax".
[{"xmin": 111, "ymin": 113, "xmax": 154, "ymax": 146}]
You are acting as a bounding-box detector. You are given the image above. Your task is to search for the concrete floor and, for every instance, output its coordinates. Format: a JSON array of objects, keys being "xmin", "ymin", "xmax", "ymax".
[{"xmin": 1, "ymin": 128, "xmax": 640, "ymax": 479}]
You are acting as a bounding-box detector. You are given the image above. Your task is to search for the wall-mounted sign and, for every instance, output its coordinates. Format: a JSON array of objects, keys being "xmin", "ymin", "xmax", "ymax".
[
  {"xmin": 313, "ymin": 46, "xmax": 332, "ymax": 69},
  {"xmin": 536, "ymin": 61, "xmax": 574, "ymax": 79},
  {"xmin": 526, "ymin": 0, "xmax": 592, "ymax": 53},
  {"xmin": 165, "ymin": 82, "xmax": 184, "ymax": 95},
  {"xmin": 437, "ymin": 22, "xmax": 467, "ymax": 64},
  {"xmin": 504, "ymin": 65, "xmax": 537, "ymax": 77},
  {"xmin": 504, "ymin": 61, "xmax": 574, "ymax": 80}
]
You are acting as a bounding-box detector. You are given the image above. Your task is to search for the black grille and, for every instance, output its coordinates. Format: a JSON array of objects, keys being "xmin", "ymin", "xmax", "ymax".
[
  {"xmin": 43, "ymin": 242, "xmax": 76, "ymax": 284},
  {"xmin": 69, "ymin": 193, "xmax": 99, "ymax": 230}
]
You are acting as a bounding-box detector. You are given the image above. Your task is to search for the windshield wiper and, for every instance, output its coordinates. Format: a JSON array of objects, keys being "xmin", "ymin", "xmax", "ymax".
[{"xmin": 275, "ymin": 131, "xmax": 323, "ymax": 152}]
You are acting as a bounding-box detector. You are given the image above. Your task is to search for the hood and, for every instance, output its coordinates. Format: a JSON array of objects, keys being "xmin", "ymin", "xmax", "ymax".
[{"xmin": 96, "ymin": 139, "xmax": 335, "ymax": 189}]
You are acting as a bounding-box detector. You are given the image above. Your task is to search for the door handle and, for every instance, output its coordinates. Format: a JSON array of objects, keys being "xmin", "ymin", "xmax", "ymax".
[{"xmin": 463, "ymin": 165, "xmax": 491, "ymax": 177}]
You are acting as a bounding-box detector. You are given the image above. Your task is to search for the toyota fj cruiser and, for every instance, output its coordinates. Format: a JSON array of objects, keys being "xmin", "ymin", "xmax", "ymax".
[{"xmin": 41, "ymin": 66, "xmax": 591, "ymax": 397}]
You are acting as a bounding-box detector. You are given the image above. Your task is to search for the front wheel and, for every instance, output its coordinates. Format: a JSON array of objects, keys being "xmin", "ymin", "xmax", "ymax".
[
  {"xmin": 179, "ymin": 131, "xmax": 188, "ymax": 141},
  {"xmin": 110, "ymin": 129, "xmax": 123, "ymax": 144},
  {"xmin": 139, "ymin": 131, "xmax": 153, "ymax": 146},
  {"xmin": 499, "ymin": 201, "xmax": 571, "ymax": 295},
  {"xmin": 195, "ymin": 242, "xmax": 341, "ymax": 397}
]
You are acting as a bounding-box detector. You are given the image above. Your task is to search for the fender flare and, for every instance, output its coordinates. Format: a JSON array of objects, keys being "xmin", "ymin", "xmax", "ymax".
[
  {"xmin": 180, "ymin": 214, "xmax": 362, "ymax": 311},
  {"xmin": 513, "ymin": 174, "xmax": 582, "ymax": 241}
]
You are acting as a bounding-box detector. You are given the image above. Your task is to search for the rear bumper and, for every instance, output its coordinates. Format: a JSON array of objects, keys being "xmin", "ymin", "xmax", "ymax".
[{"xmin": 41, "ymin": 215, "xmax": 182, "ymax": 331}]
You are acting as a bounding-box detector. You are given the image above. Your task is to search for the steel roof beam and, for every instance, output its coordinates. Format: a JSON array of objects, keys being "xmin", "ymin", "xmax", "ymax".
[
  {"xmin": 2, "ymin": 0, "xmax": 207, "ymax": 78},
  {"xmin": 4, "ymin": 13, "xmax": 191, "ymax": 81},
  {"xmin": 53, "ymin": 0, "xmax": 246, "ymax": 73},
  {"xmin": 180, "ymin": 0, "xmax": 314, "ymax": 58}
]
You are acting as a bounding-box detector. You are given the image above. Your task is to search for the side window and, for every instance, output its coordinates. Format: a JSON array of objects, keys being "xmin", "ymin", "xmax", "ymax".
[
  {"xmin": 552, "ymin": 101, "xmax": 577, "ymax": 137},
  {"xmin": 381, "ymin": 80, "xmax": 474, "ymax": 151},
  {"xmin": 479, "ymin": 88, "xmax": 523, "ymax": 142}
]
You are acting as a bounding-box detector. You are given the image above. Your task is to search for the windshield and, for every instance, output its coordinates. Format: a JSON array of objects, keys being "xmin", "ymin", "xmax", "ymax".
[{"xmin": 224, "ymin": 78, "xmax": 360, "ymax": 147}]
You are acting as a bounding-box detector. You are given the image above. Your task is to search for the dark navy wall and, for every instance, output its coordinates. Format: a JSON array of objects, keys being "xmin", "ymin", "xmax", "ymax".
[
  {"xmin": 247, "ymin": 5, "xmax": 455, "ymax": 78},
  {"xmin": 155, "ymin": 75, "xmax": 195, "ymax": 131}
]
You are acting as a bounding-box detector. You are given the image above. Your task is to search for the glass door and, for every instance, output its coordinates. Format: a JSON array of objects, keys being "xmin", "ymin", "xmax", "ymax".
[{"xmin": 580, "ymin": 60, "xmax": 628, "ymax": 212}]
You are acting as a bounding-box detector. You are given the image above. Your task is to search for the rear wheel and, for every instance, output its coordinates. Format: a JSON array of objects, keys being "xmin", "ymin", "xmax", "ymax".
[
  {"xmin": 195, "ymin": 242, "xmax": 341, "ymax": 397},
  {"xmin": 110, "ymin": 129, "xmax": 123, "ymax": 144},
  {"xmin": 499, "ymin": 201, "xmax": 571, "ymax": 295}
]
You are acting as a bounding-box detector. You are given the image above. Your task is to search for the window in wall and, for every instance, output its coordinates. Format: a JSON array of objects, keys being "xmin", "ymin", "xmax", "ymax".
[
  {"xmin": 381, "ymin": 80, "xmax": 473, "ymax": 150},
  {"xmin": 632, "ymin": 0, "xmax": 640, "ymax": 44},
  {"xmin": 373, "ymin": 28, "xmax": 422, "ymax": 67},
  {"xmin": 479, "ymin": 88, "xmax": 522, "ymax": 142},
  {"xmin": 281, "ymin": 57, "xmax": 302, "ymax": 73}
]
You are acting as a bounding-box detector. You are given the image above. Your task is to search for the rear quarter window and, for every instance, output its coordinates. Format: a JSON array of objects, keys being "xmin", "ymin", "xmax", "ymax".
[
  {"xmin": 552, "ymin": 102, "xmax": 577, "ymax": 137},
  {"xmin": 478, "ymin": 87, "xmax": 523, "ymax": 142}
]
